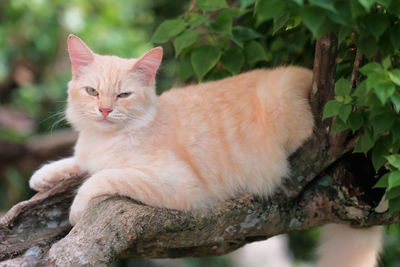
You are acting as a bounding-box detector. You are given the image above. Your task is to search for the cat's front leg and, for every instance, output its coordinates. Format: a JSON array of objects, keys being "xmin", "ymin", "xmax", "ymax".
[
  {"xmin": 69, "ymin": 168, "xmax": 150, "ymax": 225},
  {"xmin": 29, "ymin": 157, "xmax": 81, "ymax": 192}
]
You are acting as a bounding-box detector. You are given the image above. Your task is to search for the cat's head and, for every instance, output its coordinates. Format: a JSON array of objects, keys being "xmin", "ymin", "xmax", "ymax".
[{"xmin": 66, "ymin": 34, "xmax": 162, "ymax": 133}]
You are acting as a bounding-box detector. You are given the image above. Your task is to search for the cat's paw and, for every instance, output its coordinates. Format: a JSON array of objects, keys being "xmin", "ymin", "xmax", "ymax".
[
  {"xmin": 29, "ymin": 162, "xmax": 75, "ymax": 192},
  {"xmin": 69, "ymin": 193, "xmax": 90, "ymax": 225}
]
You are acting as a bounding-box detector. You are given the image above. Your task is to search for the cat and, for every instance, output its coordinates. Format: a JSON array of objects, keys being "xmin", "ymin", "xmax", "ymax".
[{"xmin": 29, "ymin": 35, "xmax": 381, "ymax": 267}]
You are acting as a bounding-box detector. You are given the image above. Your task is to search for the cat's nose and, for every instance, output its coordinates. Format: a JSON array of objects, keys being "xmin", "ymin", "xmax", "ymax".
[{"xmin": 99, "ymin": 107, "xmax": 113, "ymax": 118}]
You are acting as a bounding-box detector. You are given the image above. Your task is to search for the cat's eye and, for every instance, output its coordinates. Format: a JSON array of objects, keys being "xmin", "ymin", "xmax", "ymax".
[
  {"xmin": 85, "ymin": 87, "xmax": 99, "ymax": 96},
  {"xmin": 117, "ymin": 92, "xmax": 132, "ymax": 98}
]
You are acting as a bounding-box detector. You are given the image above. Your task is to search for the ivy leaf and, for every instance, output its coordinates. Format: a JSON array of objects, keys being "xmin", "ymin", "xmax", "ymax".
[
  {"xmin": 391, "ymin": 92, "xmax": 400, "ymax": 113},
  {"xmin": 255, "ymin": 0, "xmax": 285, "ymax": 25},
  {"xmin": 196, "ymin": 0, "xmax": 228, "ymax": 11},
  {"xmin": 331, "ymin": 117, "xmax": 349, "ymax": 133},
  {"xmin": 388, "ymin": 69, "xmax": 400, "ymax": 86},
  {"xmin": 209, "ymin": 10, "xmax": 233, "ymax": 35},
  {"xmin": 373, "ymin": 172, "xmax": 389, "ymax": 188},
  {"xmin": 365, "ymin": 14, "xmax": 388, "ymax": 40},
  {"xmin": 233, "ymin": 26, "xmax": 263, "ymax": 42},
  {"xmin": 372, "ymin": 148, "xmax": 387, "ymax": 172},
  {"xmin": 359, "ymin": 62, "xmax": 383, "ymax": 75},
  {"xmin": 358, "ymin": 0, "xmax": 375, "ymax": 11},
  {"xmin": 389, "ymin": 198, "xmax": 400, "ymax": 213},
  {"xmin": 335, "ymin": 77, "xmax": 351, "ymax": 96},
  {"xmin": 374, "ymin": 82, "xmax": 395, "ymax": 104},
  {"xmin": 357, "ymin": 36, "xmax": 378, "ymax": 59},
  {"xmin": 389, "ymin": 170, "xmax": 400, "ymax": 190},
  {"xmin": 338, "ymin": 104, "xmax": 352, "ymax": 122},
  {"xmin": 323, "ymin": 100, "xmax": 342, "ymax": 119},
  {"xmin": 309, "ymin": 0, "xmax": 336, "ymax": 12},
  {"xmin": 387, "ymin": 187, "xmax": 400, "ymax": 200},
  {"xmin": 387, "ymin": 155, "xmax": 400, "ymax": 169},
  {"xmin": 187, "ymin": 13, "xmax": 210, "ymax": 28},
  {"xmin": 173, "ymin": 30, "xmax": 199, "ymax": 57},
  {"xmin": 300, "ymin": 6, "xmax": 326, "ymax": 38},
  {"xmin": 366, "ymin": 72, "xmax": 388, "ymax": 92},
  {"xmin": 191, "ymin": 46, "xmax": 221, "ymax": 81},
  {"xmin": 240, "ymin": 0, "xmax": 256, "ymax": 7},
  {"xmin": 221, "ymin": 47, "xmax": 245, "ymax": 75},
  {"xmin": 177, "ymin": 59, "xmax": 194, "ymax": 82},
  {"xmin": 151, "ymin": 18, "xmax": 187, "ymax": 43},
  {"xmin": 390, "ymin": 24, "xmax": 400, "ymax": 50},
  {"xmin": 348, "ymin": 111, "xmax": 364, "ymax": 132},
  {"xmin": 244, "ymin": 41, "xmax": 269, "ymax": 65},
  {"xmin": 338, "ymin": 26, "xmax": 352, "ymax": 44},
  {"xmin": 272, "ymin": 13, "xmax": 290, "ymax": 35},
  {"xmin": 353, "ymin": 131, "xmax": 374, "ymax": 154},
  {"xmin": 373, "ymin": 112, "xmax": 396, "ymax": 136}
]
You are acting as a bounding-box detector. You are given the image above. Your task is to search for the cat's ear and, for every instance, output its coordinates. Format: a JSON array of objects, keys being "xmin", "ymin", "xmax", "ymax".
[
  {"xmin": 132, "ymin": 47, "xmax": 163, "ymax": 85},
  {"xmin": 67, "ymin": 34, "xmax": 94, "ymax": 78}
]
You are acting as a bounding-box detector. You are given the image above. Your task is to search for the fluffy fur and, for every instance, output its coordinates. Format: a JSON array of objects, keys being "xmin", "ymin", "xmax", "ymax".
[{"xmin": 29, "ymin": 35, "xmax": 381, "ymax": 266}]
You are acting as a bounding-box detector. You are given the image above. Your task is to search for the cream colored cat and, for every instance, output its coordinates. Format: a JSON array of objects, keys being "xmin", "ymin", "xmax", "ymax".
[{"xmin": 29, "ymin": 35, "xmax": 381, "ymax": 267}]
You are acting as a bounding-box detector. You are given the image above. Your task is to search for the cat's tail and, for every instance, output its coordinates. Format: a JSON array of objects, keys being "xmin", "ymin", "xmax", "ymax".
[{"xmin": 317, "ymin": 224, "xmax": 383, "ymax": 267}]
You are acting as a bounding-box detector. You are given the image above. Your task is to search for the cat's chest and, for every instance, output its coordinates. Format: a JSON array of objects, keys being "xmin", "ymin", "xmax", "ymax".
[{"xmin": 74, "ymin": 133, "xmax": 138, "ymax": 173}]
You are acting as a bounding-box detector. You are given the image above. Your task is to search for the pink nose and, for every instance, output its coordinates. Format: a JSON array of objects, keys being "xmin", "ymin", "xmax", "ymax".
[{"xmin": 99, "ymin": 107, "xmax": 113, "ymax": 118}]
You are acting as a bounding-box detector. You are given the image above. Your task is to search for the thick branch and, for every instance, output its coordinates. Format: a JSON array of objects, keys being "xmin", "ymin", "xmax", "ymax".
[{"xmin": 0, "ymin": 155, "xmax": 394, "ymax": 266}]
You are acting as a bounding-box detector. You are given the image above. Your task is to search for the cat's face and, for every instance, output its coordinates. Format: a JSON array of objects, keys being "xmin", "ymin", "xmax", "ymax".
[{"xmin": 65, "ymin": 35, "xmax": 162, "ymax": 132}]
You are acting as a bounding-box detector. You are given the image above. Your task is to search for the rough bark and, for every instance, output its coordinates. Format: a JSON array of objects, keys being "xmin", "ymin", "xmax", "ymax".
[{"xmin": 0, "ymin": 34, "xmax": 396, "ymax": 266}]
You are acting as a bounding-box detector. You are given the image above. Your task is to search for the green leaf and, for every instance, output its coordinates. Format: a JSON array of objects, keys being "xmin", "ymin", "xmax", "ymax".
[
  {"xmin": 389, "ymin": 170, "xmax": 400, "ymax": 190},
  {"xmin": 196, "ymin": 0, "xmax": 228, "ymax": 11},
  {"xmin": 373, "ymin": 112, "xmax": 396, "ymax": 135},
  {"xmin": 366, "ymin": 72, "xmax": 388, "ymax": 92},
  {"xmin": 348, "ymin": 112, "xmax": 364, "ymax": 132},
  {"xmin": 300, "ymin": 6, "xmax": 326, "ymax": 38},
  {"xmin": 338, "ymin": 104, "xmax": 352, "ymax": 122},
  {"xmin": 335, "ymin": 77, "xmax": 351, "ymax": 96},
  {"xmin": 359, "ymin": 62, "xmax": 383, "ymax": 75},
  {"xmin": 209, "ymin": 10, "xmax": 232, "ymax": 35},
  {"xmin": 338, "ymin": 26, "xmax": 352, "ymax": 44},
  {"xmin": 372, "ymin": 148, "xmax": 387, "ymax": 172},
  {"xmin": 187, "ymin": 13, "xmax": 210, "ymax": 28},
  {"xmin": 350, "ymin": 0, "xmax": 366, "ymax": 19},
  {"xmin": 364, "ymin": 14, "xmax": 388, "ymax": 40},
  {"xmin": 331, "ymin": 117, "xmax": 349, "ymax": 133},
  {"xmin": 357, "ymin": 36, "xmax": 378, "ymax": 59},
  {"xmin": 390, "ymin": 24, "xmax": 400, "ymax": 50},
  {"xmin": 358, "ymin": 0, "xmax": 375, "ymax": 11},
  {"xmin": 374, "ymin": 82, "xmax": 395, "ymax": 104},
  {"xmin": 373, "ymin": 172, "xmax": 389, "ymax": 188},
  {"xmin": 177, "ymin": 59, "xmax": 194, "ymax": 82},
  {"xmin": 255, "ymin": 0, "xmax": 285, "ymax": 25},
  {"xmin": 387, "ymin": 187, "xmax": 400, "ymax": 200},
  {"xmin": 353, "ymin": 131, "xmax": 374, "ymax": 154},
  {"xmin": 221, "ymin": 47, "xmax": 244, "ymax": 75},
  {"xmin": 191, "ymin": 46, "xmax": 221, "ymax": 81},
  {"xmin": 323, "ymin": 100, "xmax": 342, "ymax": 119},
  {"xmin": 151, "ymin": 18, "xmax": 187, "ymax": 43},
  {"xmin": 389, "ymin": 198, "xmax": 400, "ymax": 213},
  {"xmin": 388, "ymin": 69, "xmax": 400, "ymax": 86},
  {"xmin": 233, "ymin": 26, "xmax": 263, "ymax": 42},
  {"xmin": 244, "ymin": 41, "xmax": 268, "ymax": 65},
  {"xmin": 240, "ymin": 0, "xmax": 256, "ymax": 7},
  {"xmin": 272, "ymin": 13, "xmax": 290, "ymax": 35},
  {"xmin": 173, "ymin": 30, "xmax": 199, "ymax": 57},
  {"xmin": 391, "ymin": 92, "xmax": 400, "ymax": 113},
  {"xmin": 309, "ymin": 0, "xmax": 336, "ymax": 12},
  {"xmin": 387, "ymin": 155, "xmax": 400, "ymax": 169}
]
